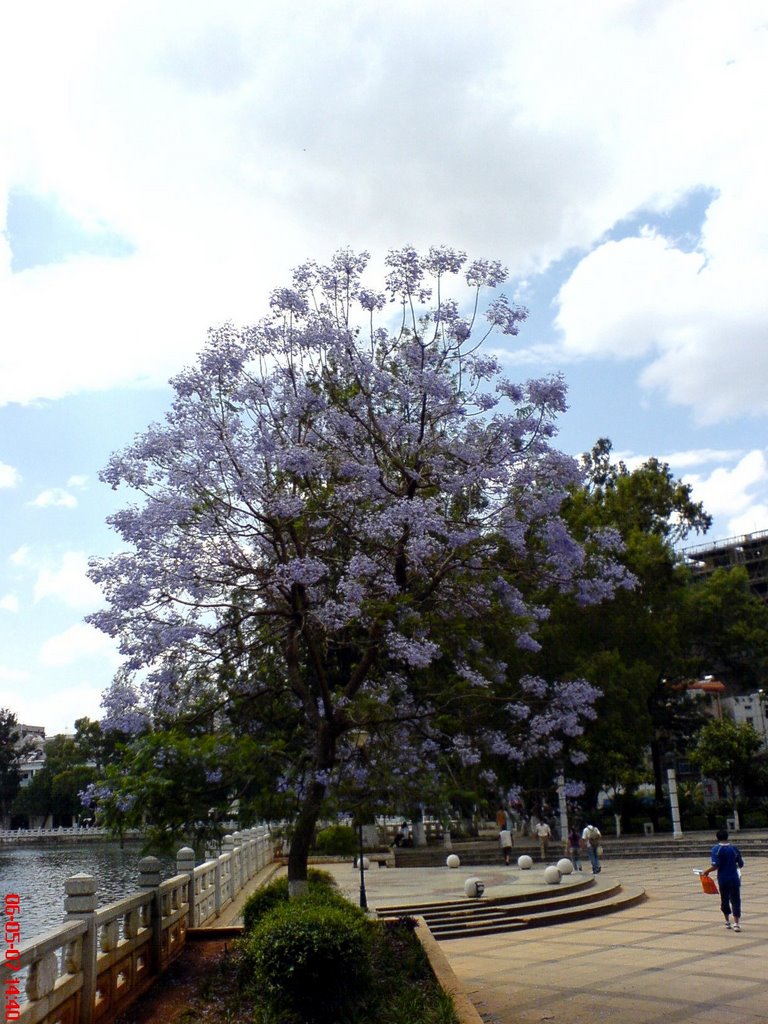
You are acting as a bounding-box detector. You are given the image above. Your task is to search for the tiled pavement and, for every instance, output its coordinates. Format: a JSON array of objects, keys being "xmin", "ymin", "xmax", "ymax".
[{"xmin": 317, "ymin": 854, "xmax": 768, "ymax": 1024}]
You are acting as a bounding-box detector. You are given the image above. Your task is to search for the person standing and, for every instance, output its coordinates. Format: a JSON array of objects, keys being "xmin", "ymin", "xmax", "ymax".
[
  {"xmin": 702, "ymin": 829, "xmax": 744, "ymax": 931},
  {"xmin": 582, "ymin": 822, "xmax": 602, "ymax": 873},
  {"xmin": 568, "ymin": 827, "xmax": 583, "ymax": 871},
  {"xmin": 535, "ymin": 819, "xmax": 552, "ymax": 861},
  {"xmin": 499, "ymin": 827, "xmax": 513, "ymax": 865}
]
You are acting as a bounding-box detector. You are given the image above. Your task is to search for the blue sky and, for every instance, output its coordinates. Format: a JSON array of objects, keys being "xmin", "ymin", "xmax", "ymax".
[{"xmin": 1, "ymin": 1, "xmax": 767, "ymax": 734}]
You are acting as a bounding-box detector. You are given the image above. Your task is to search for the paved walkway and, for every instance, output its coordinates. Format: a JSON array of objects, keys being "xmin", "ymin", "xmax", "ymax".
[{"xmin": 314, "ymin": 853, "xmax": 768, "ymax": 1024}]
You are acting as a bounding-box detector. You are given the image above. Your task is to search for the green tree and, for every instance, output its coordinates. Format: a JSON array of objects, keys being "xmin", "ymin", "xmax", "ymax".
[
  {"xmin": 683, "ymin": 567, "xmax": 768, "ymax": 691},
  {"xmin": 83, "ymin": 726, "xmax": 270, "ymax": 853},
  {"xmin": 690, "ymin": 718, "xmax": 763, "ymax": 811},
  {"xmin": 0, "ymin": 709, "xmax": 22, "ymax": 821},
  {"xmin": 536, "ymin": 439, "xmax": 713, "ymax": 811},
  {"xmin": 12, "ymin": 734, "xmax": 98, "ymax": 826}
]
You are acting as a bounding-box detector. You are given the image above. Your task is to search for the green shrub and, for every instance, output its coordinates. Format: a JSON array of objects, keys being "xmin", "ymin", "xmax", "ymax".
[
  {"xmin": 627, "ymin": 817, "xmax": 653, "ymax": 834},
  {"xmin": 242, "ymin": 877, "xmax": 290, "ymax": 932},
  {"xmin": 683, "ymin": 814, "xmax": 709, "ymax": 831},
  {"xmin": 313, "ymin": 824, "xmax": 358, "ymax": 856},
  {"xmin": 743, "ymin": 810, "xmax": 768, "ymax": 828},
  {"xmin": 241, "ymin": 869, "xmax": 338, "ymax": 932},
  {"xmin": 241, "ymin": 899, "xmax": 371, "ymax": 1022}
]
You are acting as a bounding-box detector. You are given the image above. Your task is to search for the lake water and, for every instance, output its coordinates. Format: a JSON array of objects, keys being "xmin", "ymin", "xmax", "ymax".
[{"xmin": 0, "ymin": 843, "xmax": 175, "ymax": 942}]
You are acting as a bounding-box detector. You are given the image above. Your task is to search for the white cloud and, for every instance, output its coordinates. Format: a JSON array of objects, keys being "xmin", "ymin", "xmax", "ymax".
[
  {"xmin": 556, "ymin": 204, "xmax": 768, "ymax": 425},
  {"xmin": 0, "ymin": 2, "xmax": 766, "ymax": 410},
  {"xmin": 66, "ymin": 475, "xmax": 89, "ymax": 488},
  {"xmin": 0, "ymin": 666, "xmax": 29, "ymax": 682},
  {"xmin": 662, "ymin": 449, "xmax": 745, "ymax": 471},
  {"xmin": 9, "ymin": 546, "xmax": 30, "ymax": 567},
  {"xmin": 0, "ymin": 461, "xmax": 21, "ymax": 488},
  {"xmin": 38, "ymin": 622, "xmax": 120, "ymax": 668},
  {"xmin": 683, "ymin": 449, "xmax": 768, "ymax": 530},
  {"xmin": 33, "ymin": 551, "xmax": 103, "ymax": 609},
  {"xmin": 0, "ymin": 682, "xmax": 105, "ymax": 735},
  {"xmin": 30, "ymin": 488, "xmax": 79, "ymax": 509},
  {"xmin": 0, "ymin": 594, "xmax": 19, "ymax": 613}
]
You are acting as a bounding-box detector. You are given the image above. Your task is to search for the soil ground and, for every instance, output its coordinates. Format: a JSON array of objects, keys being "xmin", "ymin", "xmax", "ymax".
[{"xmin": 115, "ymin": 939, "xmax": 230, "ymax": 1024}]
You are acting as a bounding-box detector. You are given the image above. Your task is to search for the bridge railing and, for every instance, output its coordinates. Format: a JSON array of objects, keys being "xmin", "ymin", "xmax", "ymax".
[{"xmin": 2, "ymin": 826, "xmax": 274, "ymax": 1024}]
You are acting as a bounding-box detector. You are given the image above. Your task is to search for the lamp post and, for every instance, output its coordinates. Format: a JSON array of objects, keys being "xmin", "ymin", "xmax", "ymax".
[
  {"xmin": 351, "ymin": 728, "xmax": 370, "ymax": 910},
  {"xmin": 357, "ymin": 819, "xmax": 368, "ymax": 909}
]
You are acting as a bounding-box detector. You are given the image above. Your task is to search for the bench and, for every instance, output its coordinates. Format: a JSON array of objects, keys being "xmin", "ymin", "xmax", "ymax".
[{"xmin": 355, "ymin": 852, "xmax": 395, "ymax": 868}]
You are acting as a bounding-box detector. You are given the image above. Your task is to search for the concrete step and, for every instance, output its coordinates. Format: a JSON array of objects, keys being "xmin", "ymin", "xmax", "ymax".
[
  {"xmin": 394, "ymin": 834, "xmax": 768, "ymax": 867},
  {"xmin": 429, "ymin": 884, "xmax": 647, "ymax": 940},
  {"xmin": 378, "ymin": 874, "xmax": 599, "ymax": 917},
  {"xmin": 378, "ymin": 876, "xmax": 646, "ymax": 940}
]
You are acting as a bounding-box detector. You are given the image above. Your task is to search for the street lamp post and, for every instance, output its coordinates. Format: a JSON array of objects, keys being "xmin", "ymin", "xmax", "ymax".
[{"xmin": 357, "ymin": 820, "xmax": 368, "ymax": 909}]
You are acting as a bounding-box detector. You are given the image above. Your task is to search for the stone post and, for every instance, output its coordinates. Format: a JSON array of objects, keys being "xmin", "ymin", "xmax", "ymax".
[
  {"xmin": 176, "ymin": 847, "xmax": 196, "ymax": 925},
  {"xmin": 667, "ymin": 767, "xmax": 683, "ymax": 838},
  {"xmin": 139, "ymin": 857, "xmax": 163, "ymax": 971},
  {"xmin": 232, "ymin": 831, "xmax": 243, "ymax": 893},
  {"xmin": 64, "ymin": 873, "xmax": 97, "ymax": 1024},
  {"xmin": 222, "ymin": 835, "xmax": 234, "ymax": 905},
  {"xmin": 242, "ymin": 830, "xmax": 254, "ymax": 878},
  {"xmin": 213, "ymin": 855, "xmax": 222, "ymax": 918}
]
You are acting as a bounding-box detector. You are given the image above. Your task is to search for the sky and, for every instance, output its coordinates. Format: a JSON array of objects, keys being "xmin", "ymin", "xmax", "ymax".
[{"xmin": 1, "ymin": 1, "xmax": 767, "ymax": 735}]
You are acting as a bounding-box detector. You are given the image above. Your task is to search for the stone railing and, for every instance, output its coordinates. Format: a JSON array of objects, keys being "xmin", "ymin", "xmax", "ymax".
[
  {"xmin": 2, "ymin": 826, "xmax": 274, "ymax": 1024},
  {"xmin": 180, "ymin": 827, "xmax": 274, "ymax": 927},
  {"xmin": 0, "ymin": 828, "xmax": 121, "ymax": 846}
]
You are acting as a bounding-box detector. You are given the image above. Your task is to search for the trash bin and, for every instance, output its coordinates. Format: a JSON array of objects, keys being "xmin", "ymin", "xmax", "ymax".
[
  {"xmin": 643, "ymin": 822, "xmax": 654, "ymax": 836},
  {"xmin": 726, "ymin": 817, "xmax": 736, "ymax": 832}
]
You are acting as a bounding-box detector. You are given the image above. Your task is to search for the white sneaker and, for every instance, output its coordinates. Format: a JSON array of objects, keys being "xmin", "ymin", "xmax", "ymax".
[
  {"xmin": 733, "ymin": 923, "xmax": 741, "ymax": 932},
  {"xmin": 724, "ymin": 921, "xmax": 731, "ymax": 928}
]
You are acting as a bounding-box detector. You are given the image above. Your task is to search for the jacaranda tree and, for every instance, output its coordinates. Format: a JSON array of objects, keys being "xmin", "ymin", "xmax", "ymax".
[{"xmin": 88, "ymin": 246, "xmax": 630, "ymax": 890}]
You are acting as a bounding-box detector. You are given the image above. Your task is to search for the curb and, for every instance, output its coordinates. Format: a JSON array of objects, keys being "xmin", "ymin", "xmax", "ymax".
[{"xmin": 413, "ymin": 915, "xmax": 484, "ymax": 1024}]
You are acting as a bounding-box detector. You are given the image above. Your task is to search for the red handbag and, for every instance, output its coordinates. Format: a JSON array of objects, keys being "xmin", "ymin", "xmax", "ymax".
[{"xmin": 700, "ymin": 874, "xmax": 718, "ymax": 895}]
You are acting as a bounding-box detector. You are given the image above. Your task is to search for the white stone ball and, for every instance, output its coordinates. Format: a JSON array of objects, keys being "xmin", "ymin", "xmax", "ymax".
[
  {"xmin": 517, "ymin": 854, "xmax": 533, "ymax": 870},
  {"xmin": 557, "ymin": 858, "xmax": 574, "ymax": 874},
  {"xmin": 544, "ymin": 865, "xmax": 562, "ymax": 885},
  {"xmin": 359, "ymin": 857, "xmax": 370, "ymax": 871},
  {"xmin": 446, "ymin": 854, "xmax": 461, "ymax": 869},
  {"xmin": 463, "ymin": 877, "xmax": 485, "ymax": 898}
]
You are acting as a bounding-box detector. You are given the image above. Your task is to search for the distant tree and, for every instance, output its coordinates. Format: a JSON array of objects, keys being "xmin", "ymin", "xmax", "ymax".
[
  {"xmin": 12, "ymin": 734, "xmax": 97, "ymax": 826},
  {"xmin": 682, "ymin": 567, "xmax": 768, "ymax": 692},
  {"xmin": 0, "ymin": 709, "xmax": 22, "ymax": 821},
  {"xmin": 81, "ymin": 723, "xmax": 270, "ymax": 853},
  {"xmin": 88, "ymin": 247, "xmax": 629, "ymax": 891},
  {"xmin": 535, "ymin": 439, "xmax": 713, "ymax": 810},
  {"xmin": 690, "ymin": 718, "xmax": 763, "ymax": 809}
]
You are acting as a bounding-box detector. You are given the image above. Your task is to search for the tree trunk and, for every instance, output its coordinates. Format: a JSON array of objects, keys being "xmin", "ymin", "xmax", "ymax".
[{"xmin": 287, "ymin": 779, "xmax": 326, "ymax": 897}]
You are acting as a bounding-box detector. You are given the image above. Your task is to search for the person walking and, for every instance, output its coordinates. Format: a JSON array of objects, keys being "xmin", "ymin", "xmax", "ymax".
[
  {"xmin": 702, "ymin": 828, "xmax": 744, "ymax": 931},
  {"xmin": 499, "ymin": 827, "xmax": 514, "ymax": 865},
  {"xmin": 535, "ymin": 819, "xmax": 552, "ymax": 861},
  {"xmin": 582, "ymin": 822, "xmax": 602, "ymax": 873}
]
